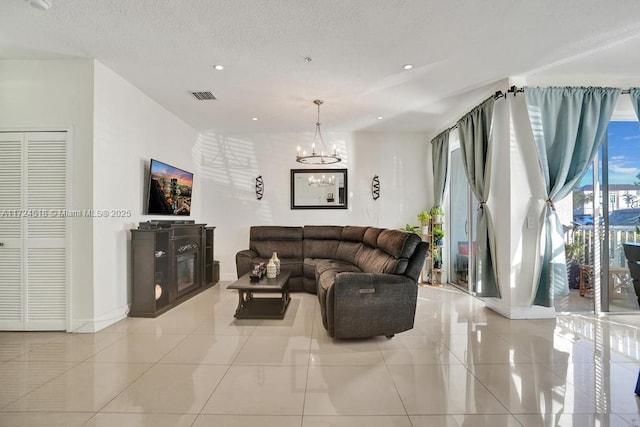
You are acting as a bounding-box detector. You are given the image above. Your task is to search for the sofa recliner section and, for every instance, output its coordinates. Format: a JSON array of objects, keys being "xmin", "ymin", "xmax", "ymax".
[{"xmin": 235, "ymin": 225, "xmax": 428, "ymax": 338}]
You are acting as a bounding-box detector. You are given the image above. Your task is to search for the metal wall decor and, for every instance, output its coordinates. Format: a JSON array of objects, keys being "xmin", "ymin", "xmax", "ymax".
[
  {"xmin": 371, "ymin": 175, "xmax": 380, "ymax": 200},
  {"xmin": 255, "ymin": 175, "xmax": 264, "ymax": 200}
]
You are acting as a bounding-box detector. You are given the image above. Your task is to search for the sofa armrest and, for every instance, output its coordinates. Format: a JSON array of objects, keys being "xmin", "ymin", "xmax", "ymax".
[
  {"xmin": 235, "ymin": 249, "xmax": 258, "ymax": 278},
  {"xmin": 327, "ymin": 272, "xmax": 418, "ymax": 338}
]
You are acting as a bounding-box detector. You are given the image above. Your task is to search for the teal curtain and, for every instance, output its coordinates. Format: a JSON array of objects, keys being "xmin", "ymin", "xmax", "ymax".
[
  {"xmin": 431, "ymin": 130, "xmax": 450, "ymax": 208},
  {"xmin": 524, "ymin": 87, "xmax": 620, "ymax": 307},
  {"xmin": 457, "ymin": 96, "xmax": 500, "ymax": 298},
  {"xmin": 630, "ymin": 88, "xmax": 640, "ymax": 119}
]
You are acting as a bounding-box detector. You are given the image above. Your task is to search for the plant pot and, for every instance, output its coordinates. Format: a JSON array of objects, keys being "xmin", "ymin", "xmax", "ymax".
[
  {"xmin": 433, "ymin": 214, "xmax": 443, "ymax": 224},
  {"xmin": 421, "ymin": 225, "xmax": 429, "ymax": 235},
  {"xmin": 567, "ymin": 261, "xmax": 580, "ymax": 289}
]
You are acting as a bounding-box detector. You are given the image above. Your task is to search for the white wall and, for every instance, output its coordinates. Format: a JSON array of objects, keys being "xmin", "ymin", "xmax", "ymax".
[
  {"xmin": 195, "ymin": 131, "xmax": 430, "ymax": 280},
  {"xmin": 0, "ymin": 59, "xmax": 202, "ymax": 332},
  {"xmin": 483, "ymin": 92, "xmax": 556, "ymax": 318},
  {"xmin": 0, "ymin": 59, "xmax": 96, "ymax": 330},
  {"xmin": 92, "ymin": 62, "xmax": 200, "ymax": 331}
]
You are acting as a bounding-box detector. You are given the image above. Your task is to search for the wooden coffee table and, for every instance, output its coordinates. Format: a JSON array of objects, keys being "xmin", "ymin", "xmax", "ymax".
[{"xmin": 227, "ymin": 270, "xmax": 291, "ymax": 319}]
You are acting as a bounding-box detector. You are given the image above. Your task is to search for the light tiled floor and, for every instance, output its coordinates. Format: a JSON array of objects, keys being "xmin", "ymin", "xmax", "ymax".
[{"xmin": 1, "ymin": 284, "xmax": 640, "ymax": 426}]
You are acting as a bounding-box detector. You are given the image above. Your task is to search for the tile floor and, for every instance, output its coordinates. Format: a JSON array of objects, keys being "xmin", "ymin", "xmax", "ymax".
[{"xmin": 1, "ymin": 283, "xmax": 640, "ymax": 426}]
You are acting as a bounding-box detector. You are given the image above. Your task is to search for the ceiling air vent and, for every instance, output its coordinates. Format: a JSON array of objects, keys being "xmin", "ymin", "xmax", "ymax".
[{"xmin": 191, "ymin": 91, "xmax": 216, "ymax": 100}]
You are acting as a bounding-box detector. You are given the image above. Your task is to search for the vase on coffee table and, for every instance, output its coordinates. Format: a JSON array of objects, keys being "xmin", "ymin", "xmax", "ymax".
[
  {"xmin": 266, "ymin": 258, "xmax": 277, "ymax": 279},
  {"xmin": 271, "ymin": 252, "xmax": 281, "ymax": 275}
]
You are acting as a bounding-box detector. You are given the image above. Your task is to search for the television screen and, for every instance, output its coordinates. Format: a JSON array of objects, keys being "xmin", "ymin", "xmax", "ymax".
[{"xmin": 146, "ymin": 159, "xmax": 193, "ymax": 215}]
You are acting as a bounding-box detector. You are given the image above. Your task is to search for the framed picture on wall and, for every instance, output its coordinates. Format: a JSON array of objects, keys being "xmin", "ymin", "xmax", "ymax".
[{"xmin": 290, "ymin": 169, "xmax": 348, "ymax": 209}]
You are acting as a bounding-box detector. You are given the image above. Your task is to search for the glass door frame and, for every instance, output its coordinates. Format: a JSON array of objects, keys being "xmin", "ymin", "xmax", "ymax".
[
  {"xmin": 447, "ymin": 140, "xmax": 477, "ymax": 294},
  {"xmin": 585, "ymin": 122, "xmax": 639, "ymax": 314}
]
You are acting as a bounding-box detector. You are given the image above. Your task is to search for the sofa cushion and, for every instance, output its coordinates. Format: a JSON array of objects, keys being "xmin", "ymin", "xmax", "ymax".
[
  {"xmin": 303, "ymin": 257, "xmax": 331, "ymax": 280},
  {"xmin": 303, "ymin": 225, "xmax": 343, "ymax": 260},
  {"xmin": 377, "ymin": 229, "xmax": 422, "ymax": 259},
  {"xmin": 315, "ymin": 259, "xmax": 362, "ymax": 277},
  {"xmin": 341, "ymin": 226, "xmax": 368, "ymax": 242},
  {"xmin": 249, "ymin": 226, "xmax": 303, "ymax": 259},
  {"xmin": 335, "ymin": 241, "xmax": 363, "ymax": 265},
  {"xmin": 363, "ymin": 227, "xmax": 384, "ymax": 248},
  {"xmin": 356, "ymin": 246, "xmax": 401, "ymax": 274},
  {"xmin": 304, "ymin": 225, "xmax": 343, "ymax": 240}
]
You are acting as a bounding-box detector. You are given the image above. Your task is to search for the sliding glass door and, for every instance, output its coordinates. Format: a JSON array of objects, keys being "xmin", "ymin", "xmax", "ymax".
[
  {"xmin": 448, "ymin": 148, "xmax": 477, "ymax": 292},
  {"xmin": 563, "ymin": 121, "xmax": 640, "ymax": 313},
  {"xmin": 601, "ymin": 122, "xmax": 640, "ymax": 312}
]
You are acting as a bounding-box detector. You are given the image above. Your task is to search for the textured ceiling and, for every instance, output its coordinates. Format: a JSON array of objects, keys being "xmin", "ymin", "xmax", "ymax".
[{"xmin": 2, "ymin": 0, "xmax": 640, "ymax": 136}]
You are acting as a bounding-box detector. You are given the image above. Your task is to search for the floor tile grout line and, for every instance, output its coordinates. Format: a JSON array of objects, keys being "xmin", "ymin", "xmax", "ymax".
[
  {"xmin": 382, "ymin": 355, "xmax": 414, "ymax": 420},
  {"xmin": 92, "ymin": 330, "xmax": 193, "ymax": 415},
  {"xmin": 298, "ymin": 306, "xmax": 317, "ymax": 424},
  {"xmin": 0, "ymin": 358, "xmax": 83, "ymax": 411}
]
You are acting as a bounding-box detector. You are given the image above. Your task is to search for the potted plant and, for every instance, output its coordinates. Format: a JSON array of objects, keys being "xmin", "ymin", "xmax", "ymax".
[
  {"xmin": 433, "ymin": 228, "xmax": 445, "ymax": 246},
  {"xmin": 401, "ymin": 224, "xmax": 420, "ymax": 235},
  {"xmin": 432, "ymin": 248, "xmax": 442, "ymax": 270},
  {"xmin": 417, "ymin": 210, "xmax": 431, "ymax": 234},
  {"xmin": 430, "ymin": 205, "xmax": 444, "ymax": 224},
  {"xmin": 565, "ymin": 235, "xmax": 584, "ymax": 290}
]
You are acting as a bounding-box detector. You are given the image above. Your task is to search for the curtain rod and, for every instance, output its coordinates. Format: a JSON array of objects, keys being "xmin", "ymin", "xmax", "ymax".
[
  {"xmin": 442, "ymin": 91, "xmax": 507, "ymax": 133},
  {"xmin": 435, "ymin": 86, "xmax": 634, "ymax": 141},
  {"xmin": 507, "ymin": 85, "xmax": 632, "ymax": 95}
]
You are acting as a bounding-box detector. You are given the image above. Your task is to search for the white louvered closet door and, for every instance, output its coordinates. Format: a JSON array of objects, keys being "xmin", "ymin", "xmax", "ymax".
[{"xmin": 0, "ymin": 131, "xmax": 68, "ymax": 330}]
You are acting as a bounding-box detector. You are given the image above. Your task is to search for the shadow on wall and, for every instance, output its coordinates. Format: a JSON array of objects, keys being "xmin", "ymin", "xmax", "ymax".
[{"xmin": 192, "ymin": 132, "xmax": 349, "ymax": 223}]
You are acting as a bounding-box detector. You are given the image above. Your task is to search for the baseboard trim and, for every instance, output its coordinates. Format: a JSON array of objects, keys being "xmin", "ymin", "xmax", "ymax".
[
  {"xmin": 485, "ymin": 298, "xmax": 557, "ymax": 319},
  {"xmin": 69, "ymin": 304, "xmax": 129, "ymax": 333}
]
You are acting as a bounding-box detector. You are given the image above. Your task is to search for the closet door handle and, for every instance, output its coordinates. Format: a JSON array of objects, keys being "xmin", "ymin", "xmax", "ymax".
[{"xmin": 0, "ymin": 242, "xmax": 4, "ymax": 247}]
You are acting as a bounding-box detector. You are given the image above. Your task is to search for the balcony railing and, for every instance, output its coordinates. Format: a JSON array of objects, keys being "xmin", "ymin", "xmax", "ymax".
[{"xmin": 565, "ymin": 226, "xmax": 639, "ymax": 267}]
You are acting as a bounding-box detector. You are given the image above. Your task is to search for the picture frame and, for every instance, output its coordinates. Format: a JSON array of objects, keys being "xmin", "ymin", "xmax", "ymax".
[{"xmin": 290, "ymin": 169, "xmax": 348, "ymax": 210}]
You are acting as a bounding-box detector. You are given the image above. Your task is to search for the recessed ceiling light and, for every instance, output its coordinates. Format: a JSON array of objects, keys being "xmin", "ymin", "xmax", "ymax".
[
  {"xmin": 252, "ymin": 117, "xmax": 258, "ymax": 121},
  {"xmin": 213, "ymin": 65, "xmax": 224, "ymax": 71},
  {"xmin": 402, "ymin": 64, "xmax": 413, "ymax": 70},
  {"xmin": 377, "ymin": 116, "xmax": 384, "ymax": 120},
  {"xmin": 26, "ymin": 0, "xmax": 51, "ymax": 10}
]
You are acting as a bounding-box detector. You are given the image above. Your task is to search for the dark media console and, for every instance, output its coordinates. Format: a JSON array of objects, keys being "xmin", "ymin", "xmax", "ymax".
[{"xmin": 129, "ymin": 221, "xmax": 219, "ymax": 317}]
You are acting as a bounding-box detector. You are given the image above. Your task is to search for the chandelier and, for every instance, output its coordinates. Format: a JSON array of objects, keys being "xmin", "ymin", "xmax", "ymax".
[
  {"xmin": 308, "ymin": 174, "xmax": 335, "ymax": 187},
  {"xmin": 296, "ymin": 100, "xmax": 341, "ymax": 164}
]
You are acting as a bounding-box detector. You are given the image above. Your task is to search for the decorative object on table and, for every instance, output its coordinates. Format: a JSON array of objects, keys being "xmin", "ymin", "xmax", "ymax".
[
  {"xmin": 417, "ymin": 210, "xmax": 431, "ymax": 235},
  {"xmin": 266, "ymin": 258, "xmax": 277, "ymax": 279},
  {"xmin": 255, "ymin": 175, "xmax": 264, "ymax": 200},
  {"xmin": 250, "ymin": 262, "xmax": 266, "ymax": 281},
  {"xmin": 371, "ymin": 175, "xmax": 380, "ymax": 200},
  {"xmin": 271, "ymin": 252, "xmax": 280, "ymax": 275},
  {"xmin": 296, "ymin": 99, "xmax": 341, "ymax": 164}
]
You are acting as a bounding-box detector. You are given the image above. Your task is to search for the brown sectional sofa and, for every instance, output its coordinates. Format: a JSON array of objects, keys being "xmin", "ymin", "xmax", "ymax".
[{"xmin": 236, "ymin": 225, "xmax": 428, "ymax": 339}]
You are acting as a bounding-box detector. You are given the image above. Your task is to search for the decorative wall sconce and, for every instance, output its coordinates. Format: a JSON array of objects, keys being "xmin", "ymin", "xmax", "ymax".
[
  {"xmin": 255, "ymin": 175, "xmax": 264, "ymax": 200},
  {"xmin": 371, "ymin": 175, "xmax": 380, "ymax": 200}
]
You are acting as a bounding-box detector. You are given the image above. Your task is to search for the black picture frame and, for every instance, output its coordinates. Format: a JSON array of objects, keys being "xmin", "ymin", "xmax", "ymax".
[{"xmin": 290, "ymin": 168, "xmax": 348, "ymax": 210}]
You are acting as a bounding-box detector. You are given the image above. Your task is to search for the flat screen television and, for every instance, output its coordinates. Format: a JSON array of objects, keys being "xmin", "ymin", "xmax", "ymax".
[{"xmin": 146, "ymin": 159, "xmax": 193, "ymax": 216}]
